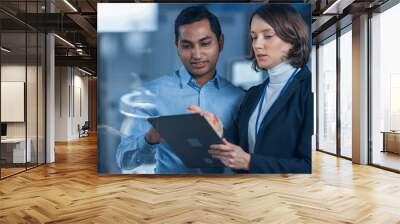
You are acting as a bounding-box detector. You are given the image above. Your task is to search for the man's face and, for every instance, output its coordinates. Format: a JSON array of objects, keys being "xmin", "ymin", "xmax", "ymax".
[{"xmin": 176, "ymin": 19, "xmax": 223, "ymax": 79}]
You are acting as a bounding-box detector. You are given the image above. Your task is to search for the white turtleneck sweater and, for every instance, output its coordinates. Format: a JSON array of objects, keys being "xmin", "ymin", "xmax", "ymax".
[{"xmin": 247, "ymin": 61, "xmax": 297, "ymax": 154}]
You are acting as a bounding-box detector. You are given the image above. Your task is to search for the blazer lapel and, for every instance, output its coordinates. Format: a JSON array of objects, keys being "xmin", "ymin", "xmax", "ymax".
[
  {"xmin": 239, "ymin": 81, "xmax": 267, "ymax": 152},
  {"xmin": 255, "ymin": 68, "xmax": 306, "ymax": 142}
]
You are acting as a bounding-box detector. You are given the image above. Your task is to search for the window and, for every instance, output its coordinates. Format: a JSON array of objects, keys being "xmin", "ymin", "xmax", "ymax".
[
  {"xmin": 370, "ymin": 2, "xmax": 400, "ymax": 171},
  {"xmin": 312, "ymin": 46, "xmax": 317, "ymax": 150},
  {"xmin": 317, "ymin": 36, "xmax": 337, "ymax": 154},
  {"xmin": 0, "ymin": 1, "xmax": 47, "ymax": 179},
  {"xmin": 339, "ymin": 28, "xmax": 352, "ymax": 158}
]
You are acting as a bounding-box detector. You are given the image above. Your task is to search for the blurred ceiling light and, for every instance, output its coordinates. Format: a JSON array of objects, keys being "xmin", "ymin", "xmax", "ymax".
[
  {"xmin": 54, "ymin": 34, "xmax": 75, "ymax": 48},
  {"xmin": 78, "ymin": 67, "xmax": 93, "ymax": 76},
  {"xmin": 75, "ymin": 42, "xmax": 85, "ymax": 48},
  {"xmin": 98, "ymin": 3, "xmax": 158, "ymax": 32},
  {"xmin": 1, "ymin": 47, "xmax": 11, "ymax": 53},
  {"xmin": 323, "ymin": 0, "xmax": 354, "ymax": 15},
  {"xmin": 63, "ymin": 0, "xmax": 78, "ymax": 12}
]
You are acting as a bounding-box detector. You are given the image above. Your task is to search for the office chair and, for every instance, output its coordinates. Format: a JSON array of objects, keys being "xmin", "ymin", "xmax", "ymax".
[{"xmin": 79, "ymin": 121, "xmax": 90, "ymax": 138}]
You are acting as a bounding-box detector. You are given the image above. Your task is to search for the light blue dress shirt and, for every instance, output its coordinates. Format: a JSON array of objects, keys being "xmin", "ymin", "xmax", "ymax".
[{"xmin": 116, "ymin": 66, "xmax": 244, "ymax": 174}]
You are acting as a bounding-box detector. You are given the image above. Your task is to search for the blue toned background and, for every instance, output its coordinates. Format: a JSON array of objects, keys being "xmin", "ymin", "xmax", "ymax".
[{"xmin": 97, "ymin": 3, "xmax": 311, "ymax": 173}]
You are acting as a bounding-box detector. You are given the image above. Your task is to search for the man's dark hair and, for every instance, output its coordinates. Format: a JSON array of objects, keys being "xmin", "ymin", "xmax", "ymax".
[
  {"xmin": 174, "ymin": 5, "xmax": 222, "ymax": 45},
  {"xmin": 249, "ymin": 4, "xmax": 310, "ymax": 70}
]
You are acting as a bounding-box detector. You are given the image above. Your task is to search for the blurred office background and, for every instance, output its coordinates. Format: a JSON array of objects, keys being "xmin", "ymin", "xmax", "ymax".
[{"xmin": 97, "ymin": 3, "xmax": 311, "ymax": 173}]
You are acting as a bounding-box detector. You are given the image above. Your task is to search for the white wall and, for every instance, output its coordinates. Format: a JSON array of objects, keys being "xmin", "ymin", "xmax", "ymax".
[
  {"xmin": 1, "ymin": 65, "xmax": 41, "ymax": 137},
  {"xmin": 1, "ymin": 63, "xmax": 46, "ymax": 164},
  {"xmin": 55, "ymin": 66, "xmax": 89, "ymax": 141},
  {"xmin": 55, "ymin": 66, "xmax": 69, "ymax": 141}
]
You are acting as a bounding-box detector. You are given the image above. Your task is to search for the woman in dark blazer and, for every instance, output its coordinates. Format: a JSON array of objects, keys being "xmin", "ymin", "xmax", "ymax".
[{"xmin": 190, "ymin": 4, "xmax": 312, "ymax": 173}]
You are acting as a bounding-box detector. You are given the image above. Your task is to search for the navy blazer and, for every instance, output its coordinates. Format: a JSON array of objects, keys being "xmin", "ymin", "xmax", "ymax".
[{"xmin": 230, "ymin": 66, "xmax": 313, "ymax": 173}]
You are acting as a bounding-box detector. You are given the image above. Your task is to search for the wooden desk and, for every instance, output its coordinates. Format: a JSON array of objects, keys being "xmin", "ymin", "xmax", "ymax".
[
  {"xmin": 1, "ymin": 138, "xmax": 31, "ymax": 163},
  {"xmin": 382, "ymin": 131, "xmax": 400, "ymax": 154}
]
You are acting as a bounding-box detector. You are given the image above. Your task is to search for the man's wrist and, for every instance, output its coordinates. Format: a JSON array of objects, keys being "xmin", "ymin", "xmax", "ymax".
[{"xmin": 144, "ymin": 134, "xmax": 158, "ymax": 145}]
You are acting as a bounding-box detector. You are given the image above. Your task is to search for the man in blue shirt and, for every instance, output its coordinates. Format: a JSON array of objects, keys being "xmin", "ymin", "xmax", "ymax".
[{"xmin": 116, "ymin": 6, "xmax": 244, "ymax": 174}]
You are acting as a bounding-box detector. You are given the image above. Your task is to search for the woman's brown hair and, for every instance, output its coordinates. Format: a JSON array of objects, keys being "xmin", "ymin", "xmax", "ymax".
[{"xmin": 249, "ymin": 4, "xmax": 310, "ymax": 70}]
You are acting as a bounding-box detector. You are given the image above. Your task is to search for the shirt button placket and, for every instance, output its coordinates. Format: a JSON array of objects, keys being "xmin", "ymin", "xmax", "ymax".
[{"xmin": 199, "ymin": 86, "xmax": 206, "ymax": 108}]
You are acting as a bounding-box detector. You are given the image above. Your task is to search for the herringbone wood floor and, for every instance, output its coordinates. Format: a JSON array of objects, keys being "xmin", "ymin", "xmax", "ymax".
[{"xmin": 1, "ymin": 135, "xmax": 400, "ymax": 223}]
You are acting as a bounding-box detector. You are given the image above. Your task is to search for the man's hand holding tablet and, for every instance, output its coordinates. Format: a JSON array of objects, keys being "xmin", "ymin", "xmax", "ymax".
[{"xmin": 187, "ymin": 105, "xmax": 224, "ymax": 138}]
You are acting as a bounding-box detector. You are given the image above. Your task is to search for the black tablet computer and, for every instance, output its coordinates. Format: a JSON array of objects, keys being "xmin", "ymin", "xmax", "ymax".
[{"xmin": 147, "ymin": 113, "xmax": 223, "ymax": 168}]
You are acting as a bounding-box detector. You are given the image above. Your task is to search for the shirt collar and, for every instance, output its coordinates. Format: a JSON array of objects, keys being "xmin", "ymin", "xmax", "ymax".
[{"xmin": 177, "ymin": 66, "xmax": 221, "ymax": 89}]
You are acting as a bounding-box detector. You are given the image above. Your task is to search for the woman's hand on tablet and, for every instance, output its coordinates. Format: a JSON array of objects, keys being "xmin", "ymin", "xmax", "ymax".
[{"xmin": 209, "ymin": 138, "xmax": 250, "ymax": 170}]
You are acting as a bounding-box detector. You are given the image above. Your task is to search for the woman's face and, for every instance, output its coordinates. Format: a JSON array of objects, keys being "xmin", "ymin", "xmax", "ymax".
[{"xmin": 250, "ymin": 15, "xmax": 293, "ymax": 69}]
